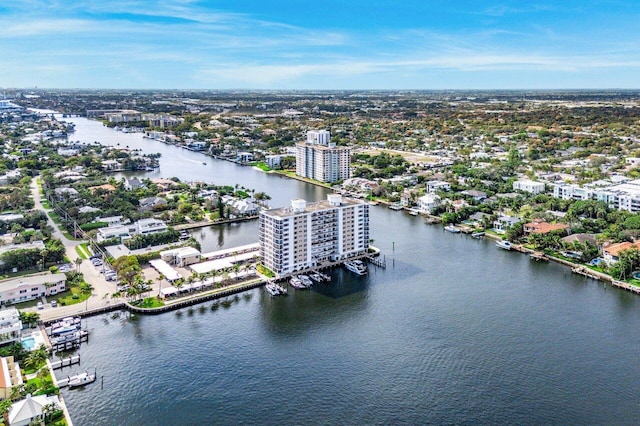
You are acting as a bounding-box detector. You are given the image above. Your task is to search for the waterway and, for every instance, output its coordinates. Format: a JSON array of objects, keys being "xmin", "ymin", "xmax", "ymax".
[{"xmin": 56, "ymin": 115, "xmax": 640, "ymax": 425}]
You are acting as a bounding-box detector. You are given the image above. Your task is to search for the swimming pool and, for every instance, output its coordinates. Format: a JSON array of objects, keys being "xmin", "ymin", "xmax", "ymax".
[{"xmin": 22, "ymin": 337, "xmax": 35, "ymax": 351}]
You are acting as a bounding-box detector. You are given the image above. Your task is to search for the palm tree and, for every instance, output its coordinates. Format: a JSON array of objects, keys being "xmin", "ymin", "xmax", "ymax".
[
  {"xmin": 156, "ymin": 274, "xmax": 165, "ymax": 298},
  {"xmin": 74, "ymin": 257, "xmax": 83, "ymax": 272}
]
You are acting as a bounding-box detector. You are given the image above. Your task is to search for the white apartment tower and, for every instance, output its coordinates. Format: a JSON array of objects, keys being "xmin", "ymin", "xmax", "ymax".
[
  {"xmin": 296, "ymin": 130, "xmax": 351, "ymax": 183},
  {"xmin": 259, "ymin": 194, "xmax": 370, "ymax": 278}
]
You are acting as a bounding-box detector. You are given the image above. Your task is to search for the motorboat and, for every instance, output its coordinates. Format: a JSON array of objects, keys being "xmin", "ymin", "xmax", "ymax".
[
  {"xmin": 344, "ymin": 260, "xmax": 367, "ymax": 275},
  {"xmin": 496, "ymin": 240, "xmax": 512, "ymax": 250},
  {"xmin": 68, "ymin": 371, "xmax": 97, "ymax": 388},
  {"xmin": 444, "ymin": 224, "xmax": 460, "ymax": 233}
]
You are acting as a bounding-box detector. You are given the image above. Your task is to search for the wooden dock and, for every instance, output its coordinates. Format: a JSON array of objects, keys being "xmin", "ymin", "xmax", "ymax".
[
  {"xmin": 530, "ymin": 252, "xmax": 549, "ymax": 262},
  {"xmin": 611, "ymin": 280, "xmax": 640, "ymax": 294},
  {"xmin": 571, "ymin": 266, "xmax": 601, "ymax": 280},
  {"xmin": 368, "ymin": 255, "xmax": 386, "ymax": 268}
]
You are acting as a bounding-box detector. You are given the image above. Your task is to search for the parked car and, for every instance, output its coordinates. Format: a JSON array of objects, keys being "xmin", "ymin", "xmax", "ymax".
[
  {"xmin": 37, "ymin": 302, "xmax": 44, "ymax": 310},
  {"xmin": 51, "ymin": 300, "xmax": 58, "ymax": 307}
]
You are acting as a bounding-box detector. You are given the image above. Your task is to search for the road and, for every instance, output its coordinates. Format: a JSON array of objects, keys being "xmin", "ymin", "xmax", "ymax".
[{"xmin": 26, "ymin": 176, "xmax": 123, "ymax": 321}]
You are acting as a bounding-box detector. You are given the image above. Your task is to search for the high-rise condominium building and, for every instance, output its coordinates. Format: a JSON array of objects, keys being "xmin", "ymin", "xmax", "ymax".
[
  {"xmin": 296, "ymin": 130, "xmax": 351, "ymax": 183},
  {"xmin": 259, "ymin": 194, "xmax": 370, "ymax": 278}
]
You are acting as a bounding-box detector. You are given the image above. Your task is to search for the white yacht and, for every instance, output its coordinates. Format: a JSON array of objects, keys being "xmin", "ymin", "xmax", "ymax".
[{"xmin": 344, "ymin": 260, "xmax": 367, "ymax": 275}]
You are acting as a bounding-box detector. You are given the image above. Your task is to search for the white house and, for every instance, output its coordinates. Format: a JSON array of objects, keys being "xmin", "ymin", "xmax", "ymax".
[
  {"xmin": 96, "ymin": 225, "xmax": 131, "ymax": 242},
  {"xmin": 426, "ymin": 180, "xmax": 451, "ymax": 193},
  {"xmin": 135, "ymin": 218, "xmax": 168, "ymax": 235},
  {"xmin": 417, "ymin": 193, "xmax": 440, "ymax": 214},
  {"xmin": 493, "ymin": 215, "xmax": 521, "ymax": 234},
  {"xmin": 513, "ymin": 179, "xmax": 545, "ymax": 194},
  {"xmin": 8, "ymin": 394, "xmax": 60, "ymax": 426}
]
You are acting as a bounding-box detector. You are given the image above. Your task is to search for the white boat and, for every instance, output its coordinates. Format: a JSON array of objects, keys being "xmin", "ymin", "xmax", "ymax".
[
  {"xmin": 496, "ymin": 240, "xmax": 512, "ymax": 250},
  {"xmin": 444, "ymin": 224, "xmax": 460, "ymax": 233},
  {"xmin": 298, "ymin": 275, "xmax": 313, "ymax": 287},
  {"xmin": 344, "ymin": 260, "xmax": 367, "ymax": 275},
  {"xmin": 408, "ymin": 209, "xmax": 419, "ymax": 216},
  {"xmin": 289, "ymin": 277, "xmax": 306, "ymax": 289},
  {"xmin": 68, "ymin": 371, "xmax": 97, "ymax": 388}
]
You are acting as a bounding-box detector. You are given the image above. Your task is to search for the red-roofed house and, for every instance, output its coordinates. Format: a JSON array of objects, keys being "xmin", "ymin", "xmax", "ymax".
[
  {"xmin": 523, "ymin": 221, "xmax": 569, "ymax": 235},
  {"xmin": 603, "ymin": 241, "xmax": 640, "ymax": 264}
]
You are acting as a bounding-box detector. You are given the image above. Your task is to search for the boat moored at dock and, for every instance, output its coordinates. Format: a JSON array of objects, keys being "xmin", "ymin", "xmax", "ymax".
[
  {"xmin": 67, "ymin": 370, "xmax": 97, "ymax": 389},
  {"xmin": 496, "ymin": 240, "xmax": 512, "ymax": 250},
  {"xmin": 444, "ymin": 224, "xmax": 461, "ymax": 233},
  {"xmin": 344, "ymin": 260, "xmax": 367, "ymax": 275}
]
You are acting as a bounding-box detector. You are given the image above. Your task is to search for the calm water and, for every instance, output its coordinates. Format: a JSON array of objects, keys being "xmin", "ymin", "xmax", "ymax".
[{"xmin": 56, "ymin": 116, "xmax": 640, "ymax": 425}]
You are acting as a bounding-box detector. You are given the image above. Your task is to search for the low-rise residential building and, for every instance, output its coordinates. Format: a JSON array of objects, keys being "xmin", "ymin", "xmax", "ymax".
[
  {"xmin": 513, "ymin": 179, "xmax": 546, "ymax": 194},
  {"xmin": 0, "ymin": 274, "xmax": 66, "ymax": 306},
  {"xmin": 264, "ymin": 154, "xmax": 288, "ymax": 169},
  {"xmin": 0, "ymin": 308, "xmax": 22, "ymax": 346},
  {"xmin": 0, "ymin": 356, "xmax": 23, "ymax": 400},
  {"xmin": 553, "ymin": 180, "xmax": 640, "ymax": 213}
]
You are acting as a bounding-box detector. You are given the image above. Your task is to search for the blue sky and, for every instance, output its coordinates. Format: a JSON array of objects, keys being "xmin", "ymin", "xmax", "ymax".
[{"xmin": 1, "ymin": 0, "xmax": 639, "ymax": 89}]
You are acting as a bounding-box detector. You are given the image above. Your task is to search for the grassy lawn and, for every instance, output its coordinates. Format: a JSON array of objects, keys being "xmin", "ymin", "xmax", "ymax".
[
  {"xmin": 41, "ymin": 200, "xmax": 51, "ymax": 209},
  {"xmin": 11, "ymin": 295, "xmax": 43, "ymax": 310},
  {"xmin": 48, "ymin": 211, "xmax": 62, "ymax": 224},
  {"xmin": 55, "ymin": 287, "xmax": 91, "ymax": 306},
  {"xmin": 132, "ymin": 297, "xmax": 164, "ymax": 308},
  {"xmin": 75, "ymin": 244, "xmax": 90, "ymax": 259},
  {"xmin": 254, "ymin": 162, "xmax": 271, "ymax": 172}
]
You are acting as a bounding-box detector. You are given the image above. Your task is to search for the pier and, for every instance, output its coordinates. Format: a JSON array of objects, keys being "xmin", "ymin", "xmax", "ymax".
[
  {"xmin": 51, "ymin": 354, "xmax": 81, "ymax": 370},
  {"xmin": 368, "ymin": 255, "xmax": 387, "ymax": 268}
]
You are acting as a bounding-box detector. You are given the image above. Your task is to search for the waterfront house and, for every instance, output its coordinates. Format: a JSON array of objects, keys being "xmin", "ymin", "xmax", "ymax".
[
  {"xmin": 0, "ymin": 308, "xmax": 22, "ymax": 346},
  {"xmin": 493, "ymin": 215, "xmax": 521, "ymax": 234},
  {"xmin": 0, "ymin": 274, "xmax": 66, "ymax": 307},
  {"xmin": 135, "ymin": 218, "xmax": 168, "ymax": 235},
  {"xmin": 0, "ymin": 356, "xmax": 23, "ymax": 400},
  {"xmin": 523, "ymin": 221, "xmax": 569, "ymax": 235},
  {"xmin": 8, "ymin": 394, "xmax": 61, "ymax": 426},
  {"xmin": 416, "ymin": 193, "xmax": 440, "ymax": 214},
  {"xmin": 602, "ymin": 241, "xmax": 640, "ymax": 265}
]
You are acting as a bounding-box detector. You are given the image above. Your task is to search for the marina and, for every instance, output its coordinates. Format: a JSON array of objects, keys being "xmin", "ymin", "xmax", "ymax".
[{"xmin": 52, "ymin": 114, "xmax": 640, "ymax": 426}]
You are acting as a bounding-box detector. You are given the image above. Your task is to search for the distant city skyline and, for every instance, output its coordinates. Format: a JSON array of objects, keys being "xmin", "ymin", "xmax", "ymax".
[{"xmin": 1, "ymin": 0, "xmax": 639, "ymax": 90}]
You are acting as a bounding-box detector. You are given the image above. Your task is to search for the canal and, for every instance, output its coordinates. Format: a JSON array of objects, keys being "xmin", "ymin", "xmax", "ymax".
[{"xmin": 58, "ymin": 116, "xmax": 640, "ymax": 425}]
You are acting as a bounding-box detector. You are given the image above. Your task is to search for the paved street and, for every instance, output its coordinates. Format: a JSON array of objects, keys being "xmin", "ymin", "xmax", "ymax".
[{"xmin": 26, "ymin": 176, "xmax": 123, "ymax": 321}]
